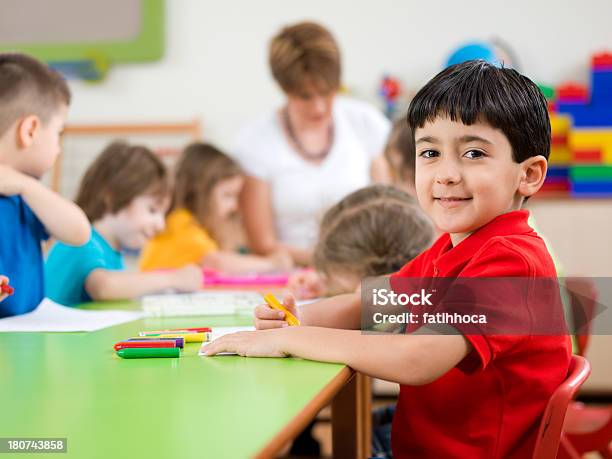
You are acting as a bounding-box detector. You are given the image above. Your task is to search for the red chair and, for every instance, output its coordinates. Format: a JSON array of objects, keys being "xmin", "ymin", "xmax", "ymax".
[
  {"xmin": 561, "ymin": 278, "xmax": 612, "ymax": 458},
  {"xmin": 564, "ymin": 403, "xmax": 612, "ymax": 458},
  {"xmin": 533, "ymin": 355, "xmax": 591, "ymax": 459}
]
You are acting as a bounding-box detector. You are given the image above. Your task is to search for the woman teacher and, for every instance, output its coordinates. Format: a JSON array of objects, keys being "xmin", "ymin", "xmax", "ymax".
[{"xmin": 233, "ymin": 21, "xmax": 391, "ymax": 265}]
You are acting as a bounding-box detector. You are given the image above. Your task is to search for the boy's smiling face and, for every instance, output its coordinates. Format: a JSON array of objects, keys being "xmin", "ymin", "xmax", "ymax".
[{"xmin": 415, "ymin": 116, "xmax": 533, "ymax": 246}]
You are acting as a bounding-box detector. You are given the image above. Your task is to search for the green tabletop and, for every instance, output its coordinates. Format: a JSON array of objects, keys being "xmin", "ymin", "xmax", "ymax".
[{"xmin": 0, "ymin": 301, "xmax": 348, "ymax": 458}]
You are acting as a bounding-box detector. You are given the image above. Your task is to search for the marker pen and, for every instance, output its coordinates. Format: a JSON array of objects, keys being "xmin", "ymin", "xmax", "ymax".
[
  {"xmin": 116, "ymin": 347, "xmax": 180, "ymax": 359},
  {"xmin": 139, "ymin": 327, "xmax": 212, "ymax": 336},
  {"xmin": 126, "ymin": 337, "xmax": 185, "ymax": 348},
  {"xmin": 113, "ymin": 341, "xmax": 176, "ymax": 351}
]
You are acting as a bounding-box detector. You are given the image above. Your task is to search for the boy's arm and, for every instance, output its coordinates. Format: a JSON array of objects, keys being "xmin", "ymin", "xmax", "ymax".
[
  {"xmin": 1, "ymin": 166, "xmax": 90, "ymax": 246},
  {"xmin": 300, "ymin": 293, "xmax": 362, "ymax": 328},
  {"xmin": 21, "ymin": 176, "xmax": 90, "ymax": 246},
  {"xmin": 85, "ymin": 264, "xmax": 202, "ymax": 301},
  {"xmin": 204, "ymin": 326, "xmax": 472, "ymax": 386}
]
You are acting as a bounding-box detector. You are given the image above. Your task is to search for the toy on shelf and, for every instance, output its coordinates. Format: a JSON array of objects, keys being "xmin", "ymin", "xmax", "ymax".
[
  {"xmin": 570, "ymin": 165, "xmax": 612, "ymax": 195},
  {"xmin": 379, "ymin": 74, "xmax": 402, "ymax": 119},
  {"xmin": 539, "ymin": 51, "xmax": 612, "ymax": 198},
  {"xmin": 445, "ymin": 39, "xmax": 519, "ymax": 70},
  {"xmin": 556, "ymin": 53, "xmax": 612, "ymax": 128}
]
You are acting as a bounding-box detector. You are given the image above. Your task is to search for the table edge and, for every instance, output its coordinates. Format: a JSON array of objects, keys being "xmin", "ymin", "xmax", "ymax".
[{"xmin": 253, "ymin": 365, "xmax": 354, "ymax": 459}]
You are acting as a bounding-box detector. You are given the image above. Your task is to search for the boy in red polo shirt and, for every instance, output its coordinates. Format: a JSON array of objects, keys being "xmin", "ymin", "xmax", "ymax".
[{"xmin": 204, "ymin": 60, "xmax": 572, "ymax": 458}]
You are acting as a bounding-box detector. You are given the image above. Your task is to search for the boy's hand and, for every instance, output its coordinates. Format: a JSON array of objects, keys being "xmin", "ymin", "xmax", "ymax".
[
  {"xmin": 0, "ymin": 276, "xmax": 10, "ymax": 303},
  {"xmin": 171, "ymin": 264, "xmax": 203, "ymax": 292},
  {"xmin": 201, "ymin": 328, "xmax": 289, "ymax": 357},
  {"xmin": 0, "ymin": 165, "xmax": 30, "ymax": 196},
  {"xmin": 254, "ymin": 293, "xmax": 300, "ymax": 329},
  {"xmin": 288, "ymin": 269, "xmax": 325, "ymax": 299}
]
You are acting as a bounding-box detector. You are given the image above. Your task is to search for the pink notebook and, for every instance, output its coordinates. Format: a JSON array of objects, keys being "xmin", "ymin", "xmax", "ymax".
[{"xmin": 202, "ymin": 268, "xmax": 289, "ymax": 286}]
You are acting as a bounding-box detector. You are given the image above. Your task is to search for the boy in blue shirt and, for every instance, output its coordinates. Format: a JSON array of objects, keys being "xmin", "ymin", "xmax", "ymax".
[{"xmin": 0, "ymin": 53, "xmax": 90, "ymax": 317}]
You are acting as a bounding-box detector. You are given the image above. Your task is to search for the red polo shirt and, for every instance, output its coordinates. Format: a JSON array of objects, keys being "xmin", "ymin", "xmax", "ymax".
[{"xmin": 390, "ymin": 210, "xmax": 571, "ymax": 458}]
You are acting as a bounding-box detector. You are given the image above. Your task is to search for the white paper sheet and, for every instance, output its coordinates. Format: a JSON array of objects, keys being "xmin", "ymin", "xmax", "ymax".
[
  {"xmin": 141, "ymin": 291, "xmax": 263, "ymax": 317},
  {"xmin": 199, "ymin": 326, "xmax": 255, "ymax": 356},
  {"xmin": 0, "ymin": 298, "xmax": 143, "ymax": 332}
]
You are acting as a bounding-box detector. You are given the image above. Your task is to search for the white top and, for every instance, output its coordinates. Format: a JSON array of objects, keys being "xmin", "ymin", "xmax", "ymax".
[{"xmin": 232, "ymin": 97, "xmax": 391, "ymax": 249}]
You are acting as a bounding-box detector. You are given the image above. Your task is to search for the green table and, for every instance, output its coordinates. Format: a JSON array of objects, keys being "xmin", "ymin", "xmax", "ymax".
[{"xmin": 0, "ymin": 301, "xmax": 370, "ymax": 458}]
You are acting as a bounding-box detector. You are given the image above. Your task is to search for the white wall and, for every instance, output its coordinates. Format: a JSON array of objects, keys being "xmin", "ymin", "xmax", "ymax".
[{"xmin": 67, "ymin": 0, "xmax": 612, "ymax": 148}]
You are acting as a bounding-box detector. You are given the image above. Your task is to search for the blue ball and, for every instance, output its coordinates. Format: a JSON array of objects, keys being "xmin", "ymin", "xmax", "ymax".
[{"xmin": 446, "ymin": 42, "xmax": 501, "ymax": 68}]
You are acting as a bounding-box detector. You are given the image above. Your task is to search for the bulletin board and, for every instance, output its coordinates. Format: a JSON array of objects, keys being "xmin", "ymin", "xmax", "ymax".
[{"xmin": 0, "ymin": 0, "xmax": 164, "ymax": 79}]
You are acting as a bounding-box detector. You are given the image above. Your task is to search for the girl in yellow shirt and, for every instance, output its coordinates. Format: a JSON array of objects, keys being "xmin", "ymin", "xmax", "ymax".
[{"xmin": 140, "ymin": 143, "xmax": 292, "ymax": 273}]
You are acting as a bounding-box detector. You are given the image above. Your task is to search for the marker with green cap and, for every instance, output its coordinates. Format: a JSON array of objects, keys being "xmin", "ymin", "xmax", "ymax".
[{"xmin": 116, "ymin": 347, "xmax": 180, "ymax": 359}]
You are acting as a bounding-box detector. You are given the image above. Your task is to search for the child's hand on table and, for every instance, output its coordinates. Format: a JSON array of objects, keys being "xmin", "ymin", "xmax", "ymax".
[
  {"xmin": 201, "ymin": 328, "xmax": 289, "ymax": 357},
  {"xmin": 254, "ymin": 293, "xmax": 300, "ymax": 329},
  {"xmin": 201, "ymin": 294, "xmax": 300, "ymax": 357}
]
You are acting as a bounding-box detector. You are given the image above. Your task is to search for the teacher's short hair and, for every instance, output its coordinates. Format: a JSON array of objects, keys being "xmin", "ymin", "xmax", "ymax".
[{"xmin": 269, "ymin": 21, "xmax": 341, "ymax": 96}]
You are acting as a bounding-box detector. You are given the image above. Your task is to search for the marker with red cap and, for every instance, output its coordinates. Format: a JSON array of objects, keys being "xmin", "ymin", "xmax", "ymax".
[
  {"xmin": 138, "ymin": 327, "xmax": 211, "ymax": 336},
  {"xmin": 113, "ymin": 340, "xmax": 177, "ymax": 351},
  {"xmin": 126, "ymin": 337, "xmax": 185, "ymax": 348},
  {"xmin": 1, "ymin": 284, "xmax": 14, "ymax": 295}
]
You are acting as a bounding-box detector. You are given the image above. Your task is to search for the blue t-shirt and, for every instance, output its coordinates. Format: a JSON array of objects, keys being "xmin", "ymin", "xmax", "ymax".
[
  {"xmin": 0, "ymin": 196, "xmax": 49, "ymax": 318},
  {"xmin": 44, "ymin": 227, "xmax": 125, "ymax": 306}
]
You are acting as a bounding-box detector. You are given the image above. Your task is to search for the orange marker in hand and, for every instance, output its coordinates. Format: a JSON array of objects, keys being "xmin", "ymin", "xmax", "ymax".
[{"xmin": 263, "ymin": 293, "xmax": 300, "ymax": 326}]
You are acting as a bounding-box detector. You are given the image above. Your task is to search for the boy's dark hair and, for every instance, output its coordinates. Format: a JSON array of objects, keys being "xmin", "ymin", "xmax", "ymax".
[
  {"xmin": 0, "ymin": 53, "xmax": 71, "ymax": 136},
  {"xmin": 76, "ymin": 141, "xmax": 169, "ymax": 222},
  {"xmin": 407, "ymin": 60, "xmax": 551, "ymax": 162},
  {"xmin": 314, "ymin": 185, "xmax": 433, "ymax": 278}
]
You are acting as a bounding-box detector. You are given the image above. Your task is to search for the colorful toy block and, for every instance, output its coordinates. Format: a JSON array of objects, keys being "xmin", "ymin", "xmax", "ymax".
[
  {"xmin": 550, "ymin": 113, "xmax": 571, "ymax": 134},
  {"xmin": 569, "ymin": 130, "xmax": 612, "ymax": 163},
  {"xmin": 548, "ymin": 114, "xmax": 572, "ymax": 164},
  {"xmin": 592, "ymin": 52, "xmax": 612, "ymax": 71},
  {"xmin": 570, "ymin": 165, "xmax": 612, "ymax": 181},
  {"xmin": 570, "ymin": 165, "xmax": 612, "ymax": 196},
  {"xmin": 549, "ymin": 147, "xmax": 572, "ymax": 164},
  {"xmin": 556, "ymin": 83, "xmax": 589, "ymax": 104},
  {"xmin": 543, "ymin": 52, "xmax": 612, "ymax": 197},
  {"xmin": 591, "ymin": 70, "xmax": 612, "ymax": 105},
  {"xmin": 556, "ymin": 104, "xmax": 612, "ymax": 128},
  {"xmin": 547, "ymin": 166, "xmax": 569, "ymax": 179},
  {"xmin": 571, "ymin": 181, "xmax": 612, "ymax": 196},
  {"xmin": 573, "ymin": 149, "xmax": 603, "ymax": 163}
]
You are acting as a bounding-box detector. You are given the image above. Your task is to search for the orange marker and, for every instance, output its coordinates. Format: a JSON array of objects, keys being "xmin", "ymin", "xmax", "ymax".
[{"xmin": 263, "ymin": 293, "xmax": 300, "ymax": 326}]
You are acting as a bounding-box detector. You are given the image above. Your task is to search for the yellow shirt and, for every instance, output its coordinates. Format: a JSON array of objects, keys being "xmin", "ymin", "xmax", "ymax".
[{"xmin": 139, "ymin": 209, "xmax": 218, "ymax": 270}]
